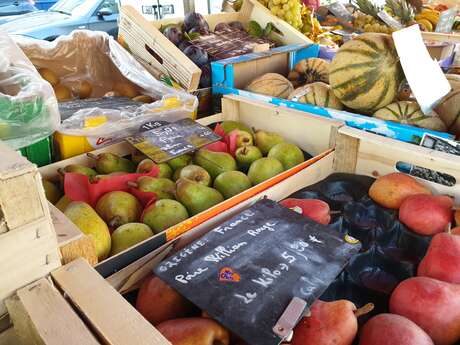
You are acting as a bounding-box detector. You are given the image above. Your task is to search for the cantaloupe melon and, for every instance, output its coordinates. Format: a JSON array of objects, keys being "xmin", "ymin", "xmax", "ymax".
[
  {"xmin": 288, "ymin": 82, "xmax": 343, "ymax": 110},
  {"xmin": 329, "ymin": 33, "xmax": 403, "ymax": 113},
  {"xmin": 435, "ymin": 89, "xmax": 460, "ymax": 135},
  {"xmin": 288, "ymin": 58, "xmax": 329, "ymax": 87},
  {"xmin": 374, "ymin": 101, "xmax": 446, "ymax": 132},
  {"xmin": 246, "ymin": 73, "xmax": 294, "ymax": 99}
]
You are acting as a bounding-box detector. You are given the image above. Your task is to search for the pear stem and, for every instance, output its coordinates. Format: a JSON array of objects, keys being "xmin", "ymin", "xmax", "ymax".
[
  {"xmin": 127, "ymin": 181, "xmax": 138, "ymax": 188},
  {"xmin": 354, "ymin": 303, "xmax": 374, "ymax": 318},
  {"xmin": 87, "ymin": 153, "xmax": 98, "ymax": 160}
]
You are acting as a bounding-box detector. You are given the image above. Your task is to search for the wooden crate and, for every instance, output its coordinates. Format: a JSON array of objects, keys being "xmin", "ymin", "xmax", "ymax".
[
  {"xmin": 0, "ymin": 141, "xmax": 61, "ymax": 318},
  {"xmin": 105, "ymin": 124, "xmax": 460, "ymax": 293},
  {"xmin": 5, "ymin": 258, "xmax": 170, "ymax": 345},
  {"xmin": 38, "ymin": 94, "xmax": 343, "ymax": 277},
  {"xmin": 118, "ymin": 0, "xmax": 311, "ymax": 91}
]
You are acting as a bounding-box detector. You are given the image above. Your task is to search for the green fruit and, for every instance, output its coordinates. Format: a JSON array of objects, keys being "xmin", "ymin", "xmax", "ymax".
[
  {"xmin": 167, "ymin": 154, "xmax": 192, "ymax": 171},
  {"xmin": 133, "ymin": 176, "xmax": 175, "ymax": 200},
  {"xmin": 110, "ymin": 223, "xmax": 154, "ymax": 256},
  {"xmin": 231, "ymin": 129, "xmax": 254, "ymax": 148},
  {"xmin": 42, "ymin": 180, "xmax": 62, "ymax": 204},
  {"xmin": 235, "ymin": 145, "xmax": 263, "ymax": 171},
  {"xmin": 247, "ymin": 157, "xmax": 284, "ymax": 185},
  {"xmin": 55, "ymin": 195, "xmax": 72, "ymax": 212},
  {"xmin": 220, "ymin": 121, "xmax": 253, "ymax": 135},
  {"xmin": 214, "ymin": 171, "xmax": 252, "ymax": 199},
  {"xmin": 268, "ymin": 142, "xmax": 304, "ymax": 170},
  {"xmin": 158, "ymin": 163, "xmax": 173, "ymax": 179},
  {"xmin": 87, "ymin": 153, "xmax": 135, "ymax": 174},
  {"xmin": 173, "ymin": 167, "xmax": 183, "ymax": 182},
  {"xmin": 254, "ymin": 130, "xmax": 284, "ymax": 155},
  {"xmin": 95, "ymin": 191, "xmax": 142, "ymax": 228},
  {"xmin": 176, "ymin": 178, "xmax": 224, "ymax": 216},
  {"xmin": 136, "ymin": 159, "xmax": 156, "ymax": 173},
  {"xmin": 194, "ymin": 149, "xmax": 237, "ymax": 179},
  {"xmin": 59, "ymin": 164, "xmax": 97, "ymax": 179},
  {"xmin": 179, "ymin": 165, "xmax": 211, "ymax": 186},
  {"xmin": 64, "ymin": 201, "xmax": 111, "ymax": 261},
  {"xmin": 142, "ymin": 199, "xmax": 189, "ymax": 234}
]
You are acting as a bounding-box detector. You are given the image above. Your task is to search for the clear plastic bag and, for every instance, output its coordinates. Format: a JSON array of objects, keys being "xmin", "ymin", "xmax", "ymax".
[
  {"xmin": 14, "ymin": 30, "xmax": 197, "ymax": 143},
  {"xmin": 0, "ymin": 30, "xmax": 60, "ymax": 150}
]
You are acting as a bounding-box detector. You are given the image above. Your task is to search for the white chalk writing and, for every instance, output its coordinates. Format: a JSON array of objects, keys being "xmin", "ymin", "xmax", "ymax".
[
  {"xmin": 247, "ymin": 221, "xmax": 278, "ymax": 237},
  {"xmin": 157, "ymin": 240, "xmax": 207, "ymax": 272},
  {"xmin": 175, "ymin": 267, "xmax": 209, "ymax": 284},
  {"xmin": 234, "ymin": 292, "xmax": 257, "ymax": 304},
  {"xmin": 212, "ymin": 210, "xmax": 256, "ymax": 235},
  {"xmin": 204, "ymin": 242, "xmax": 248, "ymax": 263}
]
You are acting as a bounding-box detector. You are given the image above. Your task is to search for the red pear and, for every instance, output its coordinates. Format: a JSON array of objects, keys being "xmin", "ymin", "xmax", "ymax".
[
  {"xmin": 135, "ymin": 276, "xmax": 196, "ymax": 325},
  {"xmin": 291, "ymin": 300, "xmax": 374, "ymax": 345},
  {"xmin": 369, "ymin": 173, "xmax": 431, "ymax": 209},
  {"xmin": 418, "ymin": 232, "xmax": 460, "ymax": 284},
  {"xmin": 157, "ymin": 317, "xmax": 230, "ymax": 345},
  {"xmin": 280, "ymin": 199, "xmax": 331, "ymax": 225},
  {"xmin": 390, "ymin": 277, "xmax": 460, "ymax": 345},
  {"xmin": 359, "ymin": 314, "xmax": 433, "ymax": 345},
  {"xmin": 399, "ymin": 195, "xmax": 453, "ymax": 235}
]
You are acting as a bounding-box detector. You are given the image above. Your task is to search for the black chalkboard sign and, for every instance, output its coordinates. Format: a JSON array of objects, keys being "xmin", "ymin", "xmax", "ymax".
[
  {"xmin": 125, "ymin": 118, "xmax": 221, "ymax": 163},
  {"xmin": 155, "ymin": 199, "xmax": 361, "ymax": 345}
]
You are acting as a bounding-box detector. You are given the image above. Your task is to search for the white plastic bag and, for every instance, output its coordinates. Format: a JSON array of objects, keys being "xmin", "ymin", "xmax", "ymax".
[{"xmin": 0, "ymin": 30, "xmax": 60, "ymax": 150}]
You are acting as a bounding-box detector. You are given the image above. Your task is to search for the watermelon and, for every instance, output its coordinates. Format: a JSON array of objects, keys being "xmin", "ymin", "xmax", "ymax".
[
  {"xmin": 435, "ymin": 89, "xmax": 460, "ymax": 135},
  {"xmin": 374, "ymin": 101, "xmax": 446, "ymax": 132},
  {"xmin": 246, "ymin": 73, "xmax": 294, "ymax": 99},
  {"xmin": 288, "ymin": 82, "xmax": 343, "ymax": 110},
  {"xmin": 329, "ymin": 33, "xmax": 403, "ymax": 113}
]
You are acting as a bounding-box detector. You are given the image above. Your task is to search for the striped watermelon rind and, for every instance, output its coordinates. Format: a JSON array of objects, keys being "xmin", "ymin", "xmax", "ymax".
[{"xmin": 329, "ymin": 33, "xmax": 404, "ymax": 114}]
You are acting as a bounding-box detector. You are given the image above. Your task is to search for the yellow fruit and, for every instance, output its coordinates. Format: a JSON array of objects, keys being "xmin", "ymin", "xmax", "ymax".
[
  {"xmin": 417, "ymin": 19, "xmax": 433, "ymax": 31},
  {"xmin": 55, "ymin": 195, "xmax": 72, "ymax": 212},
  {"xmin": 246, "ymin": 73, "xmax": 294, "ymax": 99},
  {"xmin": 42, "ymin": 180, "xmax": 62, "ymax": 204},
  {"xmin": 76, "ymin": 80, "xmax": 93, "ymax": 99},
  {"xmin": 38, "ymin": 68, "xmax": 59, "ymax": 87},
  {"xmin": 64, "ymin": 201, "xmax": 111, "ymax": 261},
  {"xmin": 54, "ymin": 84, "xmax": 72, "ymax": 102},
  {"xmin": 113, "ymin": 82, "xmax": 140, "ymax": 98},
  {"xmin": 132, "ymin": 95, "xmax": 153, "ymax": 103}
]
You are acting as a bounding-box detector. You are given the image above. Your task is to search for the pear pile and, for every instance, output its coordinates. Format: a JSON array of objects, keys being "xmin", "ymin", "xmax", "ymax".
[{"xmin": 42, "ymin": 120, "xmax": 305, "ymax": 263}]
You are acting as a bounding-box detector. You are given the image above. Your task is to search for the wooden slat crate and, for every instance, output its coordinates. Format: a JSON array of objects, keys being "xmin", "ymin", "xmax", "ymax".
[
  {"xmin": 38, "ymin": 95, "xmax": 342, "ymax": 277},
  {"xmin": 0, "ymin": 141, "xmax": 61, "ymax": 318},
  {"xmin": 5, "ymin": 259, "xmax": 170, "ymax": 345},
  {"xmin": 118, "ymin": 0, "xmax": 311, "ymax": 91}
]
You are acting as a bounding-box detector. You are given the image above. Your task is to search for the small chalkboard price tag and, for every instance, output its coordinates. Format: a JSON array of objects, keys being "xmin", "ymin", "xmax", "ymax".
[
  {"xmin": 328, "ymin": 2, "xmax": 354, "ymax": 22},
  {"xmin": 377, "ymin": 10, "xmax": 403, "ymax": 29},
  {"xmin": 435, "ymin": 8, "xmax": 457, "ymax": 33},
  {"xmin": 125, "ymin": 118, "xmax": 221, "ymax": 163},
  {"xmin": 155, "ymin": 199, "xmax": 361, "ymax": 345}
]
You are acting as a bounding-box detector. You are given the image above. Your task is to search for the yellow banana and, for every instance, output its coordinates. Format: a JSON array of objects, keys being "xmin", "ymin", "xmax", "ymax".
[
  {"xmin": 415, "ymin": 13, "xmax": 439, "ymax": 26},
  {"xmin": 421, "ymin": 9, "xmax": 440, "ymax": 16},
  {"xmin": 416, "ymin": 18, "xmax": 433, "ymax": 31}
]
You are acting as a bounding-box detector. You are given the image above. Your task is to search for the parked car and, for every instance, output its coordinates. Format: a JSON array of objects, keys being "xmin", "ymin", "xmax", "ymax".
[{"xmin": 0, "ymin": 0, "xmax": 119, "ymax": 40}]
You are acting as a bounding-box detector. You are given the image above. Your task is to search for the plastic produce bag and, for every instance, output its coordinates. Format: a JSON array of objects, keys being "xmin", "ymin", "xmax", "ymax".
[
  {"xmin": 0, "ymin": 30, "xmax": 59, "ymax": 150},
  {"xmin": 14, "ymin": 30, "xmax": 198, "ymax": 156}
]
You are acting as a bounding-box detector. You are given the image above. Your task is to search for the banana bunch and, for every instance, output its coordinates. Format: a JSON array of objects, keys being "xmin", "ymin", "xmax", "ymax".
[{"xmin": 415, "ymin": 8, "xmax": 440, "ymax": 31}]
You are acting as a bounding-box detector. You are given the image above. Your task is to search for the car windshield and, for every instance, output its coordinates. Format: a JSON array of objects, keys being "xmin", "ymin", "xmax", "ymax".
[{"xmin": 49, "ymin": 0, "xmax": 95, "ymax": 15}]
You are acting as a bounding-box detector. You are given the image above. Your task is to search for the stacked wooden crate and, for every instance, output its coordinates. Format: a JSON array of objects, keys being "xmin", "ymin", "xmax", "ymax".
[{"xmin": 0, "ymin": 140, "xmax": 62, "ymax": 317}]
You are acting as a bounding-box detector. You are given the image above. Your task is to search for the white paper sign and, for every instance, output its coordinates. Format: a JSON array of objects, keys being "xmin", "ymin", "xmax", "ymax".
[
  {"xmin": 328, "ymin": 2, "xmax": 354, "ymax": 22},
  {"xmin": 377, "ymin": 11, "xmax": 403, "ymax": 29},
  {"xmin": 435, "ymin": 7, "xmax": 457, "ymax": 33},
  {"xmin": 392, "ymin": 25, "xmax": 451, "ymax": 114}
]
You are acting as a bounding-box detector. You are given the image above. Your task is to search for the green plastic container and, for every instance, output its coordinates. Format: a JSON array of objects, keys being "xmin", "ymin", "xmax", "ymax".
[{"xmin": 19, "ymin": 136, "xmax": 53, "ymax": 167}]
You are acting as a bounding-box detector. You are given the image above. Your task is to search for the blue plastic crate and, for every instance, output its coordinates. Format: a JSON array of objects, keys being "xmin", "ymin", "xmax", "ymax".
[{"xmin": 211, "ymin": 44, "xmax": 453, "ymax": 145}]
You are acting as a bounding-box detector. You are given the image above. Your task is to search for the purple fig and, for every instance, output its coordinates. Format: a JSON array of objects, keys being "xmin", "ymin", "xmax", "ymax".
[
  {"xmin": 178, "ymin": 40, "xmax": 192, "ymax": 51},
  {"xmin": 199, "ymin": 64, "xmax": 211, "ymax": 88},
  {"xmin": 183, "ymin": 45, "xmax": 209, "ymax": 67},
  {"xmin": 215, "ymin": 22, "xmax": 231, "ymax": 32},
  {"xmin": 189, "ymin": 26, "xmax": 209, "ymax": 35},
  {"xmin": 184, "ymin": 12, "xmax": 209, "ymax": 32},
  {"xmin": 163, "ymin": 26, "xmax": 183, "ymax": 46},
  {"xmin": 229, "ymin": 21, "xmax": 244, "ymax": 31}
]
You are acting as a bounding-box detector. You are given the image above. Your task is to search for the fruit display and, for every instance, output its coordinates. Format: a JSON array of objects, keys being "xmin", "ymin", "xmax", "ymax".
[
  {"xmin": 288, "ymin": 81, "xmax": 344, "ymax": 110},
  {"xmin": 41, "ymin": 120, "xmax": 306, "ymax": 263},
  {"xmin": 245, "ymin": 73, "xmax": 294, "ymax": 98},
  {"xmin": 288, "ymin": 57, "xmax": 330, "ymax": 87}
]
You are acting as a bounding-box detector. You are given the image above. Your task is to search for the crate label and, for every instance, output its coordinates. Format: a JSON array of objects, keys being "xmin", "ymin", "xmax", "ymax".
[
  {"xmin": 328, "ymin": 2, "xmax": 354, "ymax": 22},
  {"xmin": 393, "ymin": 25, "xmax": 451, "ymax": 113},
  {"xmin": 125, "ymin": 118, "xmax": 220, "ymax": 163},
  {"xmin": 155, "ymin": 199, "xmax": 361, "ymax": 345},
  {"xmin": 435, "ymin": 8, "xmax": 457, "ymax": 33},
  {"xmin": 377, "ymin": 11, "xmax": 403, "ymax": 29}
]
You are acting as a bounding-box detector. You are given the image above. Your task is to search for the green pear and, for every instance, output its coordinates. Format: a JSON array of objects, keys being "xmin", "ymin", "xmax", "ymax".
[
  {"xmin": 129, "ymin": 176, "xmax": 175, "ymax": 200},
  {"xmin": 254, "ymin": 130, "xmax": 284, "ymax": 155},
  {"xmin": 95, "ymin": 191, "xmax": 142, "ymax": 228},
  {"xmin": 110, "ymin": 223, "xmax": 154, "ymax": 256},
  {"xmin": 42, "ymin": 180, "xmax": 62, "ymax": 204},
  {"xmin": 91, "ymin": 172, "xmax": 126, "ymax": 183},
  {"xmin": 142, "ymin": 199, "xmax": 189, "ymax": 234},
  {"xmin": 176, "ymin": 178, "xmax": 224, "ymax": 215},
  {"xmin": 235, "ymin": 145, "xmax": 263, "ymax": 171},
  {"xmin": 179, "ymin": 165, "xmax": 211, "ymax": 186},
  {"xmin": 131, "ymin": 150, "xmax": 148, "ymax": 164},
  {"xmin": 87, "ymin": 153, "xmax": 135, "ymax": 174},
  {"xmin": 64, "ymin": 201, "xmax": 111, "ymax": 261},
  {"xmin": 58, "ymin": 164, "xmax": 97, "ymax": 181},
  {"xmin": 55, "ymin": 195, "xmax": 72, "ymax": 212},
  {"xmin": 230, "ymin": 129, "xmax": 254, "ymax": 148},
  {"xmin": 247, "ymin": 157, "xmax": 284, "ymax": 185},
  {"xmin": 194, "ymin": 149, "xmax": 237, "ymax": 179},
  {"xmin": 220, "ymin": 121, "xmax": 253, "ymax": 135},
  {"xmin": 173, "ymin": 167, "xmax": 183, "ymax": 182},
  {"xmin": 136, "ymin": 159, "xmax": 173, "ymax": 179},
  {"xmin": 268, "ymin": 142, "xmax": 304, "ymax": 170},
  {"xmin": 158, "ymin": 163, "xmax": 173, "ymax": 179},
  {"xmin": 167, "ymin": 154, "xmax": 192, "ymax": 171},
  {"xmin": 214, "ymin": 171, "xmax": 252, "ymax": 199}
]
